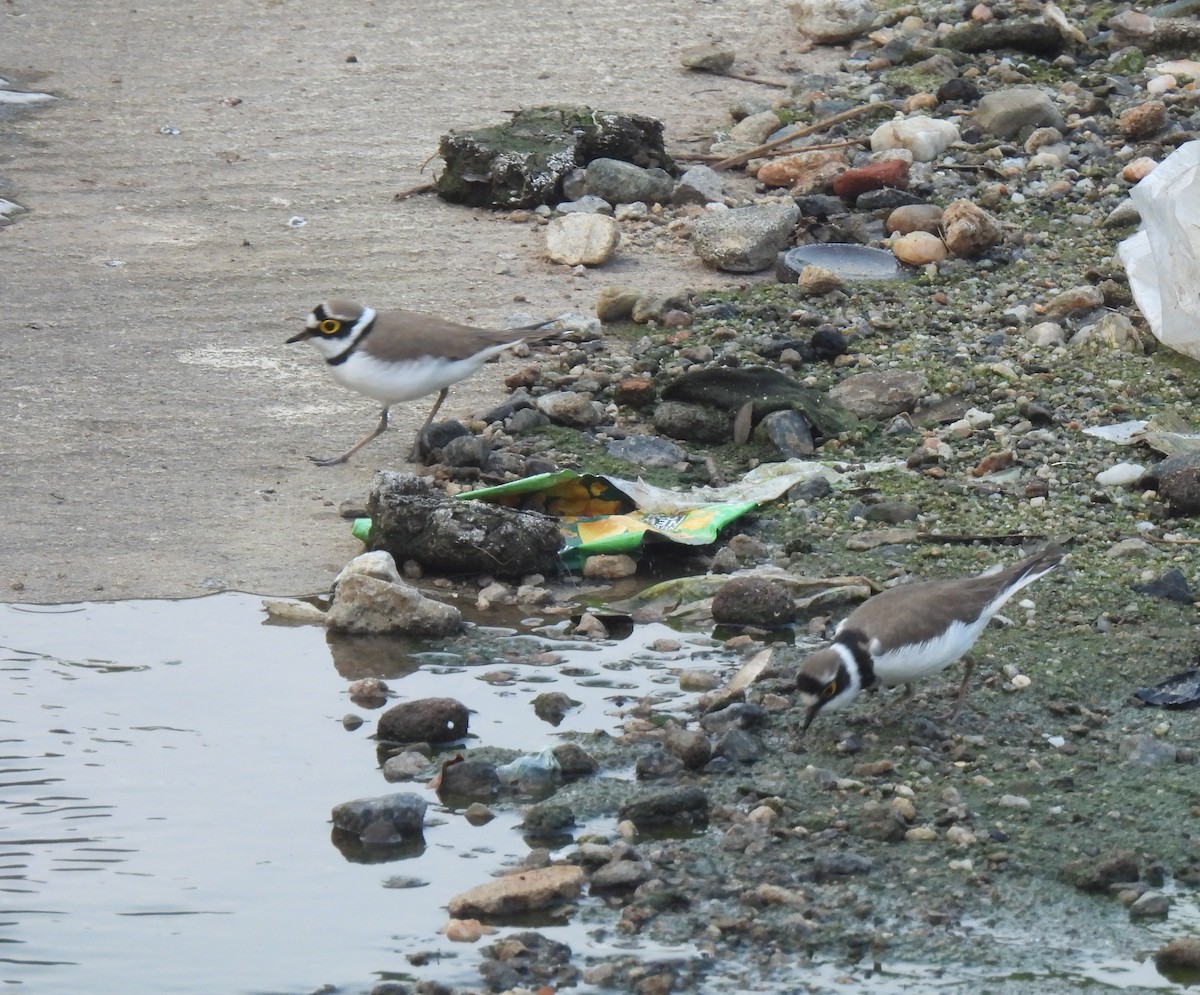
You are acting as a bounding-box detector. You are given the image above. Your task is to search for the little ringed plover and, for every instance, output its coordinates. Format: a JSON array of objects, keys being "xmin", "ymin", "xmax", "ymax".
[
  {"xmin": 796, "ymin": 544, "xmax": 1065, "ymax": 732},
  {"xmin": 287, "ymin": 299, "xmax": 558, "ymax": 466}
]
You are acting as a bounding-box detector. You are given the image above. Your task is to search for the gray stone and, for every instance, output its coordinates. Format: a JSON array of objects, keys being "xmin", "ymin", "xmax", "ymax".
[
  {"xmin": 636, "ymin": 747, "xmax": 686, "ymax": 780},
  {"xmin": 812, "ymin": 852, "xmax": 873, "ymax": 880},
  {"xmin": 596, "ymin": 285, "xmax": 641, "ymax": 321},
  {"xmin": 552, "ymin": 742, "xmax": 598, "ymax": 778},
  {"xmin": 606, "ymin": 434, "xmax": 687, "ymax": 468},
  {"xmin": 440, "ymin": 434, "xmax": 491, "ymax": 468},
  {"xmin": 590, "ymin": 856, "xmax": 652, "ymax": 890},
  {"xmin": 680, "ymin": 42, "xmax": 736, "ymax": 73},
  {"xmin": 535, "ymin": 390, "xmax": 602, "ymax": 427},
  {"xmin": 325, "ymin": 573, "xmax": 463, "ymax": 637},
  {"xmin": 974, "ymin": 87, "xmax": 1065, "ymax": 140},
  {"xmin": 673, "ymin": 164, "xmax": 725, "ymax": 205},
  {"xmin": 1059, "ymin": 850, "xmax": 1139, "ymax": 892},
  {"xmin": 556, "ymin": 194, "xmax": 614, "ymax": 214},
  {"xmin": 1119, "ymin": 733, "xmax": 1178, "ymax": 766},
  {"xmin": 711, "ymin": 575, "xmax": 796, "ymax": 627},
  {"xmin": 377, "ymin": 697, "xmax": 470, "ymax": 744},
  {"xmin": 1130, "ymin": 891, "xmax": 1171, "ymax": 918},
  {"xmin": 713, "ymin": 728, "xmax": 764, "ymax": 764},
  {"xmin": 652, "ymin": 400, "xmax": 732, "ymax": 444},
  {"xmin": 532, "ymin": 691, "xmax": 578, "ymax": 726},
  {"xmin": 1146, "ymin": 451, "xmax": 1200, "ymax": 516},
  {"xmin": 790, "ymin": 0, "xmax": 876, "ymax": 43},
  {"xmin": 759, "ymin": 409, "xmax": 815, "ymax": 457},
  {"xmin": 331, "ymin": 792, "xmax": 427, "ymax": 844},
  {"xmin": 691, "ymin": 203, "xmax": 801, "ymax": 273},
  {"xmin": 437, "ymin": 758, "xmax": 501, "ymax": 799},
  {"xmin": 828, "ymin": 370, "xmax": 927, "ymax": 419},
  {"xmin": 584, "ymin": 157, "xmax": 675, "ymax": 205},
  {"xmin": 618, "ymin": 786, "xmax": 710, "ymax": 829},
  {"xmin": 664, "ymin": 727, "xmax": 713, "ymax": 770},
  {"xmin": 367, "ymin": 471, "xmax": 562, "ymax": 576}
]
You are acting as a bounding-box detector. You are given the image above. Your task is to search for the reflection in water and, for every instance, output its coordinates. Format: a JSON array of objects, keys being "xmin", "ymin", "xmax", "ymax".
[{"xmin": 0, "ymin": 594, "xmax": 721, "ymax": 994}]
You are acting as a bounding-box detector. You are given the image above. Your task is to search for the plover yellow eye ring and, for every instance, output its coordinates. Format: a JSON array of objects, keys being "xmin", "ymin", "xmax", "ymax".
[{"xmin": 319, "ymin": 319, "xmax": 341, "ymax": 335}]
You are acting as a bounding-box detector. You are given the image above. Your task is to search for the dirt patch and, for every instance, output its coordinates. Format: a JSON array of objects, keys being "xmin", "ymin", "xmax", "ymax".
[{"xmin": 1, "ymin": 0, "xmax": 828, "ymax": 602}]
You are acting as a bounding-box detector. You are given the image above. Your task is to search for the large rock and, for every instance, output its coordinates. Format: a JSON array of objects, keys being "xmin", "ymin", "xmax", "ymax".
[
  {"xmin": 691, "ymin": 203, "xmax": 801, "ymax": 273},
  {"xmin": 436, "ymin": 106, "xmax": 674, "ymax": 209},
  {"xmin": 448, "ymin": 865, "xmax": 584, "ymax": 918},
  {"xmin": 974, "ymin": 87, "xmax": 1065, "ymax": 140},
  {"xmin": 330, "ymin": 792, "xmax": 427, "ymax": 844},
  {"xmin": 711, "ymin": 575, "xmax": 796, "ymax": 627},
  {"xmin": 790, "ymin": 0, "xmax": 876, "ymax": 43},
  {"xmin": 828, "ymin": 370, "xmax": 926, "ymax": 419},
  {"xmin": 545, "ymin": 213, "xmax": 619, "ymax": 265},
  {"xmin": 618, "ymin": 786, "xmax": 711, "ymax": 829},
  {"xmin": 366, "ymin": 471, "xmax": 562, "ymax": 577},
  {"xmin": 377, "ymin": 697, "xmax": 470, "ymax": 744},
  {"xmin": 584, "ymin": 157, "xmax": 675, "ymax": 205},
  {"xmin": 326, "ymin": 572, "xmax": 462, "ymax": 637}
]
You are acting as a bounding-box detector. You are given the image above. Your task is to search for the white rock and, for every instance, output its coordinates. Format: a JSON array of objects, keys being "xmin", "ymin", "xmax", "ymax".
[
  {"xmin": 790, "ymin": 0, "xmax": 876, "ymax": 43},
  {"xmin": 1096, "ymin": 462, "xmax": 1146, "ymax": 487},
  {"xmin": 870, "ymin": 117, "xmax": 960, "ymax": 162},
  {"xmin": 335, "ymin": 550, "xmax": 401, "ymax": 586},
  {"xmin": 546, "ymin": 213, "xmax": 620, "ymax": 266},
  {"xmin": 1026, "ymin": 320, "xmax": 1066, "ymax": 347}
]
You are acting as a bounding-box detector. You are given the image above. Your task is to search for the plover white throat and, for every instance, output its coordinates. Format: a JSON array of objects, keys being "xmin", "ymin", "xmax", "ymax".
[
  {"xmin": 796, "ymin": 545, "xmax": 1065, "ymax": 732},
  {"xmin": 287, "ymin": 299, "xmax": 558, "ymax": 466}
]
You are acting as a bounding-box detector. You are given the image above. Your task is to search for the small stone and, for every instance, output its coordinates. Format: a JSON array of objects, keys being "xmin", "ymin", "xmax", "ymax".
[
  {"xmin": 664, "ymin": 727, "xmax": 713, "ymax": 769},
  {"xmin": 1154, "ymin": 937, "xmax": 1200, "ymax": 971},
  {"xmin": 798, "ymin": 264, "xmax": 845, "ymax": 295},
  {"xmin": 1123, "ymin": 157, "xmax": 1158, "ymax": 183},
  {"xmin": 790, "ymin": 0, "xmax": 877, "ymax": 43},
  {"xmin": 755, "ymin": 150, "xmax": 849, "ymax": 193},
  {"xmin": 691, "ymin": 202, "xmax": 802, "ymax": 273},
  {"xmin": 442, "ymin": 918, "xmax": 491, "ymax": 942},
  {"xmin": 535, "ymin": 390, "xmax": 601, "ymax": 427},
  {"xmin": 618, "ymin": 786, "xmax": 710, "ymax": 829},
  {"xmin": 870, "ymin": 116, "xmax": 960, "ymax": 161},
  {"xmin": 680, "ymin": 42, "xmax": 736, "ymax": 73},
  {"xmin": 892, "ymin": 230, "xmax": 947, "ymax": 265},
  {"xmin": 974, "ymin": 86, "xmax": 1065, "ymax": 139},
  {"xmin": 613, "ymin": 377, "xmax": 656, "ymax": 407},
  {"xmin": 997, "ymin": 794, "xmax": 1031, "ymax": 809},
  {"xmin": 885, "ymin": 204, "xmax": 943, "ymax": 235},
  {"xmin": 464, "ymin": 803, "xmax": 495, "ymax": 825},
  {"xmin": 447, "ymin": 865, "xmax": 584, "ymax": 918},
  {"xmin": 941, "ymin": 199, "xmax": 1001, "ymax": 257},
  {"xmin": 582, "ymin": 554, "xmax": 638, "ymax": 580},
  {"xmin": 673, "ymin": 164, "xmax": 725, "ymax": 205},
  {"xmin": 1044, "ymin": 285, "xmax": 1104, "ymax": 317},
  {"xmin": 575, "ymin": 612, "xmax": 609, "ymax": 638},
  {"xmin": 678, "ymin": 670, "xmax": 720, "ymax": 692},
  {"xmin": 1119, "ymin": 100, "xmax": 1168, "ymax": 141},
  {"xmin": 596, "ymin": 285, "xmax": 641, "ymax": 322},
  {"xmin": 545, "ymin": 213, "xmax": 620, "ymax": 266},
  {"xmin": 829, "ymin": 369, "xmax": 926, "ymax": 419},
  {"xmin": 382, "ymin": 751, "xmax": 429, "ymax": 782},
  {"xmin": 1130, "ymin": 891, "xmax": 1171, "ymax": 918},
  {"xmin": 711, "ymin": 575, "xmax": 796, "ymax": 627},
  {"xmin": 832, "ymin": 159, "xmax": 910, "ymax": 197},
  {"xmin": 1068, "ymin": 312, "xmax": 1143, "ymax": 354},
  {"xmin": 1096, "ymin": 463, "xmax": 1145, "ymax": 487}
]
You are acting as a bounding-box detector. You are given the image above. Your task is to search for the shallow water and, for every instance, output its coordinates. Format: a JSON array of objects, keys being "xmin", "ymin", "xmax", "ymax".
[
  {"xmin": 2, "ymin": 594, "xmax": 1195, "ymax": 994},
  {"xmin": 0, "ymin": 594, "xmax": 718, "ymax": 994}
]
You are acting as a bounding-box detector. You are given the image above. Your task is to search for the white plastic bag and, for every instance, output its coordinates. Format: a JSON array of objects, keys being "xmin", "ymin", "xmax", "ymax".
[{"xmin": 1117, "ymin": 140, "xmax": 1200, "ymax": 360}]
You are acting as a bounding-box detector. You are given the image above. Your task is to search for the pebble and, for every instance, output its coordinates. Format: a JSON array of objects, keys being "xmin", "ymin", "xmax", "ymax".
[
  {"xmin": 832, "ymin": 159, "xmax": 910, "ymax": 197},
  {"xmin": 1096, "ymin": 463, "xmax": 1145, "ymax": 487},
  {"xmin": 790, "ymin": 0, "xmax": 877, "ymax": 43},
  {"xmin": 892, "ymin": 230, "xmax": 948, "ymax": 265},
  {"xmin": 870, "ymin": 116, "xmax": 960, "ymax": 161},
  {"xmin": 545, "ymin": 213, "xmax": 620, "ymax": 266},
  {"xmin": 447, "ymin": 865, "xmax": 584, "ymax": 918},
  {"xmin": 581, "ymin": 553, "xmax": 638, "ymax": 580},
  {"xmin": 885, "ymin": 203, "xmax": 943, "ymax": 235},
  {"xmin": 691, "ymin": 202, "xmax": 802, "ymax": 273}
]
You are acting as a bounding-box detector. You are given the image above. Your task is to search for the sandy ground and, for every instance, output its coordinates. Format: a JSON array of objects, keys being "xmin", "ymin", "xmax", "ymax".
[{"xmin": 0, "ymin": 0, "xmax": 830, "ymax": 603}]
